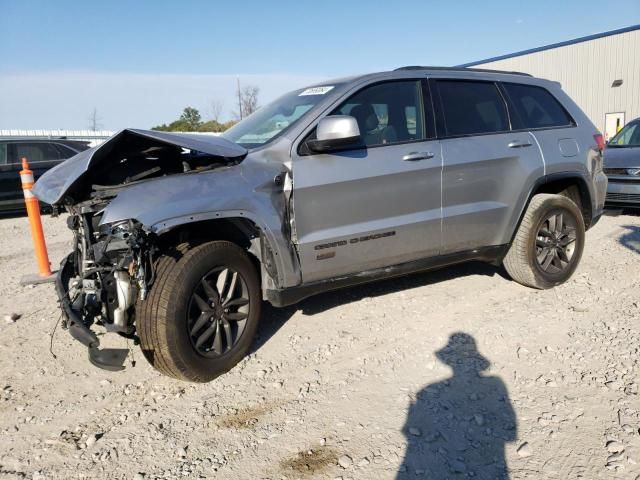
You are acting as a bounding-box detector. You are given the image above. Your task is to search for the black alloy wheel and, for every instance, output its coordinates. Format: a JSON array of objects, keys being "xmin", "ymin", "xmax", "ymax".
[
  {"xmin": 187, "ymin": 267, "xmax": 250, "ymax": 357},
  {"xmin": 503, "ymin": 193, "xmax": 585, "ymax": 289},
  {"xmin": 534, "ymin": 210, "xmax": 578, "ymax": 274}
]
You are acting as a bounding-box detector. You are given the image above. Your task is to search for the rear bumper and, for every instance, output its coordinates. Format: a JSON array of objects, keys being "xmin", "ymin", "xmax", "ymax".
[
  {"xmin": 589, "ymin": 171, "xmax": 608, "ymax": 227},
  {"xmin": 606, "ymin": 177, "xmax": 640, "ymax": 206}
]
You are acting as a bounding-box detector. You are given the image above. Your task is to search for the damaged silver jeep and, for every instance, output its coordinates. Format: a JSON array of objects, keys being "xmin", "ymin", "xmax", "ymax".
[{"xmin": 34, "ymin": 67, "xmax": 607, "ymax": 381}]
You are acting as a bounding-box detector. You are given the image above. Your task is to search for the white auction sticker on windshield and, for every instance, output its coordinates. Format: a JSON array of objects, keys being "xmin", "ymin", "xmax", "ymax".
[{"xmin": 299, "ymin": 86, "xmax": 334, "ymax": 96}]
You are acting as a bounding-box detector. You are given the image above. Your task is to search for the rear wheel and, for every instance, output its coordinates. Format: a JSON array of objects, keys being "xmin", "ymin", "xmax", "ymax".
[
  {"xmin": 503, "ymin": 193, "xmax": 585, "ymax": 289},
  {"xmin": 137, "ymin": 241, "xmax": 261, "ymax": 382}
]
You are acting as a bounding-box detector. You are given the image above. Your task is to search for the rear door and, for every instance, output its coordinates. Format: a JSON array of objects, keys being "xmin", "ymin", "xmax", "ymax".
[
  {"xmin": 291, "ymin": 79, "xmax": 442, "ymax": 283},
  {"xmin": 432, "ymin": 78, "xmax": 545, "ymax": 254}
]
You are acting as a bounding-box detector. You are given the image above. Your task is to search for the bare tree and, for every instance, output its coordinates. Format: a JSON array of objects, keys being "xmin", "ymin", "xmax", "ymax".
[
  {"xmin": 240, "ymin": 85, "xmax": 259, "ymax": 118},
  {"xmin": 233, "ymin": 82, "xmax": 260, "ymax": 120},
  {"xmin": 88, "ymin": 108, "xmax": 103, "ymax": 131},
  {"xmin": 209, "ymin": 100, "xmax": 224, "ymax": 123}
]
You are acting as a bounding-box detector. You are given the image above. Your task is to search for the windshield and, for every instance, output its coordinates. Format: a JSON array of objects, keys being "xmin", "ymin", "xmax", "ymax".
[
  {"xmin": 222, "ymin": 85, "xmax": 338, "ymax": 148},
  {"xmin": 609, "ymin": 122, "xmax": 640, "ymax": 147}
]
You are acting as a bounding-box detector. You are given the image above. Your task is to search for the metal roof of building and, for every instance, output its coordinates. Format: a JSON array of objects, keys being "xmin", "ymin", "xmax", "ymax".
[{"xmin": 458, "ymin": 24, "xmax": 640, "ymax": 67}]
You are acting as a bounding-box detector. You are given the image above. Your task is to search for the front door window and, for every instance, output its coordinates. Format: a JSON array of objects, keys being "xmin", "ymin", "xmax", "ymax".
[{"xmin": 331, "ymin": 80, "xmax": 427, "ymax": 147}]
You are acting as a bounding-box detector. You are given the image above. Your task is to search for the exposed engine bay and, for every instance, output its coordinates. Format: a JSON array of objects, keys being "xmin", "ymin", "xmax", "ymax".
[{"xmin": 57, "ymin": 204, "xmax": 157, "ymax": 369}]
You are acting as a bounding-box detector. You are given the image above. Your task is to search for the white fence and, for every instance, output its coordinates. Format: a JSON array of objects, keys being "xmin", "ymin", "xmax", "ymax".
[
  {"xmin": 0, "ymin": 129, "xmax": 115, "ymax": 147},
  {"xmin": 0, "ymin": 129, "xmax": 223, "ymax": 148},
  {"xmin": 0, "ymin": 129, "xmax": 114, "ymax": 138}
]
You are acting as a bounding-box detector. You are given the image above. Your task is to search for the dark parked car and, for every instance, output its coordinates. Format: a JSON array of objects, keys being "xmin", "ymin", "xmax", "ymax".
[
  {"xmin": 604, "ymin": 118, "xmax": 640, "ymax": 207},
  {"xmin": 0, "ymin": 138, "xmax": 90, "ymax": 213}
]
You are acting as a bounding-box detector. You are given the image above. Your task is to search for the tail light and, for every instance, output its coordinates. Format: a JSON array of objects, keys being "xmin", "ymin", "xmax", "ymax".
[
  {"xmin": 591, "ymin": 133, "xmax": 605, "ymax": 176},
  {"xmin": 593, "ymin": 133, "xmax": 605, "ymax": 152}
]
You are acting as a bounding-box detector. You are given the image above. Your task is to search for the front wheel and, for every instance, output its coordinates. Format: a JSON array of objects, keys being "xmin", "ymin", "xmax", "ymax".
[
  {"xmin": 503, "ymin": 193, "xmax": 585, "ymax": 289},
  {"xmin": 137, "ymin": 241, "xmax": 261, "ymax": 382}
]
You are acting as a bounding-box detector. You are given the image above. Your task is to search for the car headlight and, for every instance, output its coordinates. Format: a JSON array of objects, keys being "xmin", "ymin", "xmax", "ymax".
[{"xmin": 98, "ymin": 219, "xmax": 135, "ymax": 240}]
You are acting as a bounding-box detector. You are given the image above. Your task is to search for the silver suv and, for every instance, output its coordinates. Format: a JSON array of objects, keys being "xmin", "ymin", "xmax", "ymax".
[{"xmin": 34, "ymin": 67, "xmax": 607, "ymax": 381}]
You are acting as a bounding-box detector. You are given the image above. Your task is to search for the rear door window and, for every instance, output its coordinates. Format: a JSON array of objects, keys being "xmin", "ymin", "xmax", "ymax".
[
  {"xmin": 14, "ymin": 142, "xmax": 63, "ymax": 163},
  {"xmin": 0, "ymin": 144, "xmax": 6, "ymax": 165},
  {"xmin": 502, "ymin": 83, "xmax": 574, "ymax": 129},
  {"xmin": 434, "ymin": 80, "xmax": 509, "ymax": 136}
]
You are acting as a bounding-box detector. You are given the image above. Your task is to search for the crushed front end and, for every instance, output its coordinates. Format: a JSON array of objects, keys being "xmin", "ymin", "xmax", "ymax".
[
  {"xmin": 56, "ymin": 200, "xmax": 156, "ymax": 370},
  {"xmin": 32, "ymin": 128, "xmax": 258, "ymax": 373}
]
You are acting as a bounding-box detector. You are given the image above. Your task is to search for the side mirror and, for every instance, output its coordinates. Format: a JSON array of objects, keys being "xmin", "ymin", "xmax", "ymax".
[{"xmin": 307, "ymin": 115, "xmax": 361, "ymax": 153}]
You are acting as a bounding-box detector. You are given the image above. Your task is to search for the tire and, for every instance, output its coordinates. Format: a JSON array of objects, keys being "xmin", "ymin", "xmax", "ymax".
[
  {"xmin": 503, "ymin": 193, "xmax": 585, "ymax": 289},
  {"xmin": 137, "ymin": 240, "xmax": 261, "ymax": 382}
]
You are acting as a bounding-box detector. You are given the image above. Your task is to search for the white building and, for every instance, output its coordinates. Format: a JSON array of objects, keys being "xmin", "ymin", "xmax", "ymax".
[{"xmin": 460, "ymin": 24, "xmax": 640, "ymax": 141}]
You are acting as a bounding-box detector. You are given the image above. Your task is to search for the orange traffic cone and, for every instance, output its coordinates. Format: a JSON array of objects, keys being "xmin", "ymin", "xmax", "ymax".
[{"xmin": 19, "ymin": 157, "xmax": 55, "ymax": 285}]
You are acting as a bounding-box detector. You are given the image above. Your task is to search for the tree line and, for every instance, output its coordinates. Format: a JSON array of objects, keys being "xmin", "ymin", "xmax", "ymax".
[{"xmin": 151, "ymin": 85, "xmax": 260, "ymax": 133}]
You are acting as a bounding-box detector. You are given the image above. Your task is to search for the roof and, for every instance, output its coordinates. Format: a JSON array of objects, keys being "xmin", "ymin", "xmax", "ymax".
[
  {"xmin": 304, "ymin": 66, "xmax": 536, "ymax": 91},
  {"xmin": 458, "ymin": 24, "xmax": 640, "ymax": 67},
  {"xmin": 395, "ymin": 66, "xmax": 531, "ymax": 76}
]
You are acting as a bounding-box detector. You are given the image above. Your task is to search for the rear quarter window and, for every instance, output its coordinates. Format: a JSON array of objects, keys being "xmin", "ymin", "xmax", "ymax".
[{"xmin": 503, "ymin": 83, "xmax": 574, "ymax": 129}]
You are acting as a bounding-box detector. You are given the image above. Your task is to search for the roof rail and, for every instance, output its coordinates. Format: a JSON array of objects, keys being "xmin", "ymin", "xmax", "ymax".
[{"xmin": 394, "ymin": 66, "xmax": 532, "ymax": 77}]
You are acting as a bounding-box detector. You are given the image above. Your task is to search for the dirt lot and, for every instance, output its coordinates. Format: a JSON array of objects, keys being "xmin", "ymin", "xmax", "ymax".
[{"xmin": 1, "ymin": 211, "xmax": 639, "ymax": 480}]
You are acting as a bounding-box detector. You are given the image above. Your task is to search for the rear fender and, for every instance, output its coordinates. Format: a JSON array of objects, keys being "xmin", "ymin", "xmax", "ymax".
[{"xmin": 509, "ymin": 171, "xmax": 596, "ymax": 246}]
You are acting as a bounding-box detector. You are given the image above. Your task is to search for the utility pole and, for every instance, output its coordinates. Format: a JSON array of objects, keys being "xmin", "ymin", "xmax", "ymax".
[
  {"xmin": 88, "ymin": 107, "xmax": 102, "ymax": 131},
  {"xmin": 237, "ymin": 76, "xmax": 243, "ymax": 120}
]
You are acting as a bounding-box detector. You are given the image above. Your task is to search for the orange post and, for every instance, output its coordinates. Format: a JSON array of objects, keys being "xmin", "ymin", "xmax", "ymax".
[{"xmin": 20, "ymin": 157, "xmax": 52, "ymax": 277}]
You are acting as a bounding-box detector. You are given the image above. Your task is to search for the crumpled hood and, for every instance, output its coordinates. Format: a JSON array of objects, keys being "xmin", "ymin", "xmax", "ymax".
[
  {"xmin": 32, "ymin": 128, "xmax": 247, "ymax": 205},
  {"xmin": 603, "ymin": 146, "xmax": 640, "ymax": 168}
]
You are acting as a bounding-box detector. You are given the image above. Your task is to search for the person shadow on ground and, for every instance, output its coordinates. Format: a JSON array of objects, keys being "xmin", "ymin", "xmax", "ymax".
[{"xmin": 397, "ymin": 332, "xmax": 517, "ymax": 479}]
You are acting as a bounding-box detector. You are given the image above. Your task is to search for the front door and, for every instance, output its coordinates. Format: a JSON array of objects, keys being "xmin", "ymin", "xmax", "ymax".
[{"xmin": 291, "ymin": 79, "xmax": 442, "ymax": 283}]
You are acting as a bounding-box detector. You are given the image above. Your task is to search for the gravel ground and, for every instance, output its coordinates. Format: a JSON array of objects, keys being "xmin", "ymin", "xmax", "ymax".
[{"xmin": 0, "ymin": 210, "xmax": 639, "ymax": 480}]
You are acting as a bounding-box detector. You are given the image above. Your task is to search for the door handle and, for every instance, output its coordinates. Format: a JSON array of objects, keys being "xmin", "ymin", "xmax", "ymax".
[
  {"xmin": 402, "ymin": 151, "xmax": 435, "ymax": 161},
  {"xmin": 508, "ymin": 140, "xmax": 532, "ymax": 148}
]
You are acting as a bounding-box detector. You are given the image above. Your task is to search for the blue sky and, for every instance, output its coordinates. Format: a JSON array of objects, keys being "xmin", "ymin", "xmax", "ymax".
[{"xmin": 1, "ymin": 0, "xmax": 639, "ymax": 129}]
